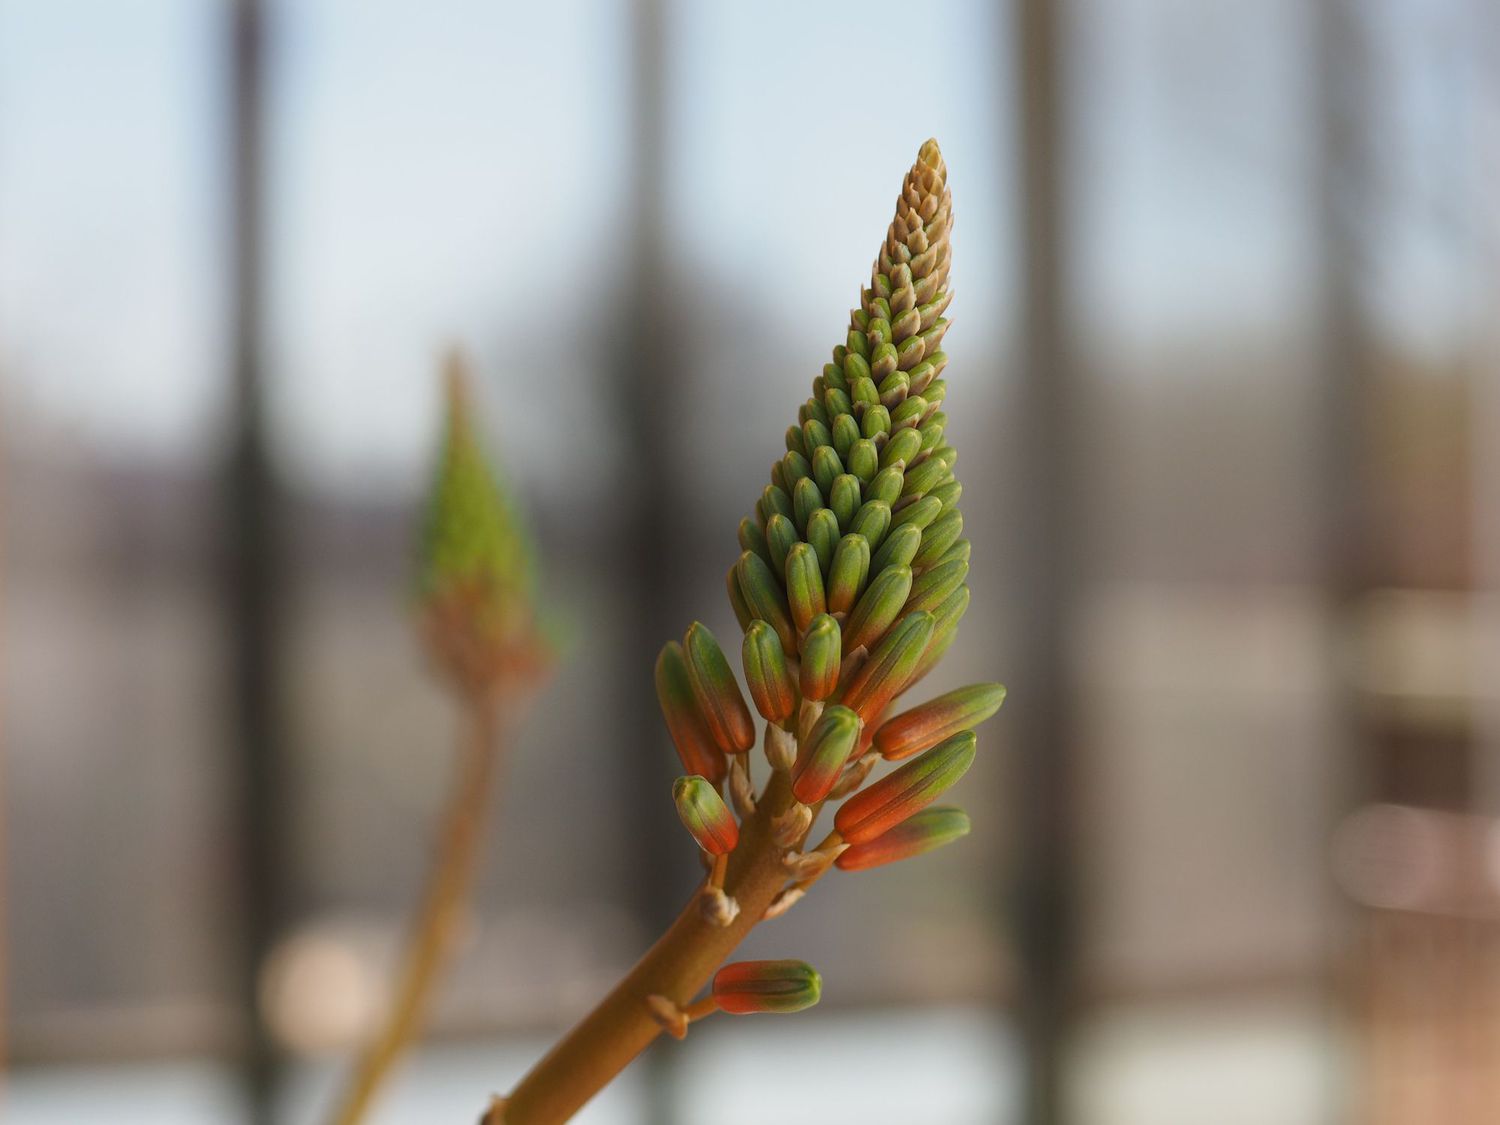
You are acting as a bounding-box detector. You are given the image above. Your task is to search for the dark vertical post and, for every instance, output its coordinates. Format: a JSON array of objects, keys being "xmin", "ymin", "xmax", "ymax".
[
  {"xmin": 613, "ymin": 0, "xmax": 686, "ymax": 1120},
  {"xmin": 226, "ymin": 1, "xmax": 282, "ymax": 1121},
  {"xmin": 1011, "ymin": 1, "xmax": 1080, "ymax": 1123}
]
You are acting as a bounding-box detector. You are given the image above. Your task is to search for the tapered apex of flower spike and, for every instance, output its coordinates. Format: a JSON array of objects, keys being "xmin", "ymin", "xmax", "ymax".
[
  {"xmin": 673, "ymin": 776, "xmax": 739, "ymax": 855},
  {"xmin": 712, "ymin": 960, "xmax": 822, "ymax": 1015},
  {"xmin": 835, "ymin": 806, "xmax": 971, "ymax": 871},
  {"xmin": 418, "ymin": 352, "xmax": 549, "ymax": 696}
]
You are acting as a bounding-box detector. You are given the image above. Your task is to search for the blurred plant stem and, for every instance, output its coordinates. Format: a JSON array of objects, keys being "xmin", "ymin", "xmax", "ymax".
[
  {"xmin": 328, "ymin": 687, "xmax": 505, "ymax": 1125},
  {"xmin": 483, "ymin": 772, "xmax": 803, "ymax": 1125}
]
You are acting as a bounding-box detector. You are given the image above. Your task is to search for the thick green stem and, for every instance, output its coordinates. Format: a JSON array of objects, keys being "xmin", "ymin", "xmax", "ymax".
[
  {"xmin": 328, "ymin": 696, "xmax": 501, "ymax": 1125},
  {"xmin": 489, "ymin": 772, "xmax": 797, "ymax": 1124}
]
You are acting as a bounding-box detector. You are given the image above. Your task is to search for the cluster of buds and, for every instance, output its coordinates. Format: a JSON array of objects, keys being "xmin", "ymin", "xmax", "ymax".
[
  {"xmin": 418, "ymin": 352, "xmax": 551, "ymax": 698},
  {"xmin": 651, "ymin": 140, "xmax": 1006, "ymax": 1029}
]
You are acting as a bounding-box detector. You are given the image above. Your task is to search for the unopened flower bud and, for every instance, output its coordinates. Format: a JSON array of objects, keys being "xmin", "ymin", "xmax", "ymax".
[
  {"xmin": 827, "ymin": 534, "xmax": 872, "ymax": 614},
  {"xmin": 869, "ymin": 522, "xmax": 922, "ymax": 576},
  {"xmin": 905, "ymin": 557, "xmax": 968, "ymax": 616},
  {"xmin": 805, "ymin": 508, "xmax": 841, "ymax": 573},
  {"xmin": 913, "ymin": 508, "xmax": 963, "ymax": 567},
  {"xmin": 835, "ymin": 806, "xmax": 971, "ymax": 871},
  {"xmin": 673, "ymin": 776, "xmax": 739, "ymax": 855},
  {"xmin": 784, "ymin": 543, "xmax": 827, "ymax": 633},
  {"xmin": 656, "ymin": 642, "xmax": 727, "ymax": 784},
  {"xmin": 834, "ymin": 731, "xmax": 976, "ymax": 845},
  {"xmin": 791, "ymin": 704, "xmax": 861, "ymax": 804},
  {"xmin": 874, "ymin": 682, "xmax": 1006, "ymax": 761},
  {"xmin": 739, "ymin": 623, "xmax": 793, "ymax": 725},
  {"xmin": 712, "ymin": 960, "xmax": 822, "ymax": 1015},
  {"xmin": 842, "ymin": 566, "xmax": 915, "ymax": 655},
  {"xmin": 684, "ymin": 622, "xmax": 755, "ymax": 754},
  {"xmin": 799, "ymin": 614, "xmax": 842, "ymax": 701},
  {"xmin": 736, "ymin": 550, "xmax": 796, "ymax": 654}
]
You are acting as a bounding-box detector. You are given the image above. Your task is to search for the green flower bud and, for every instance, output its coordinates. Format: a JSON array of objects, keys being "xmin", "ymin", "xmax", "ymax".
[
  {"xmin": 880, "ymin": 426, "xmax": 923, "ymax": 469},
  {"xmin": 736, "ymin": 550, "xmax": 796, "ymax": 654},
  {"xmin": 929, "ymin": 478, "xmax": 962, "ymax": 513},
  {"xmin": 785, "ymin": 424, "xmax": 807, "ymax": 458},
  {"xmin": 901, "ymin": 456, "xmax": 950, "ymax": 498},
  {"xmin": 829, "ymin": 474, "xmax": 862, "ymax": 529},
  {"xmin": 726, "ymin": 564, "xmax": 753, "ymax": 632},
  {"xmin": 835, "ymin": 806, "xmax": 970, "ymax": 871},
  {"xmin": 826, "ymin": 534, "xmax": 871, "ymax": 615},
  {"xmin": 743, "ymin": 621, "xmax": 797, "ymax": 724},
  {"xmin": 655, "ymin": 642, "xmax": 726, "ymax": 784},
  {"xmin": 792, "ymin": 476, "xmax": 822, "ymax": 534},
  {"xmin": 847, "ymin": 438, "xmax": 879, "ymax": 483},
  {"xmin": 842, "ymin": 565, "xmax": 914, "ymax": 655},
  {"xmin": 799, "ymin": 614, "xmax": 842, "ymax": 702},
  {"xmin": 890, "ymin": 394, "xmax": 928, "ymax": 429},
  {"xmin": 805, "ymin": 509, "xmax": 841, "ymax": 574},
  {"xmin": 684, "ymin": 622, "xmax": 755, "ymax": 754},
  {"xmin": 765, "ymin": 513, "xmax": 799, "ymax": 574},
  {"xmin": 781, "ymin": 450, "xmax": 812, "ymax": 488},
  {"xmin": 861, "ymin": 404, "xmax": 891, "ymax": 440},
  {"xmin": 712, "ymin": 960, "xmax": 821, "ymax": 1015},
  {"xmin": 890, "ymin": 493, "xmax": 942, "ymax": 532},
  {"xmin": 803, "ymin": 417, "xmax": 832, "ymax": 452},
  {"xmin": 834, "ymin": 731, "xmax": 976, "ymax": 845},
  {"xmin": 866, "ymin": 465, "xmax": 905, "ymax": 507},
  {"xmin": 784, "ymin": 542, "xmax": 827, "ymax": 633},
  {"xmin": 937, "ymin": 537, "xmax": 971, "ymax": 567},
  {"xmin": 791, "ymin": 704, "xmax": 861, "ymax": 804},
  {"xmin": 869, "ymin": 523, "xmax": 921, "ymax": 576},
  {"xmin": 760, "ymin": 483, "xmax": 794, "ymax": 524},
  {"xmin": 832, "ymin": 414, "xmax": 860, "ymax": 457},
  {"xmin": 737, "ymin": 516, "xmax": 771, "ymax": 570},
  {"xmin": 913, "ymin": 509, "xmax": 963, "ymax": 567},
  {"xmin": 673, "ymin": 775, "xmax": 739, "ymax": 855},
  {"xmin": 906, "ymin": 557, "xmax": 968, "ymax": 615},
  {"xmin": 849, "ymin": 499, "xmax": 891, "ymax": 553},
  {"xmin": 811, "ymin": 445, "xmax": 844, "ymax": 495}
]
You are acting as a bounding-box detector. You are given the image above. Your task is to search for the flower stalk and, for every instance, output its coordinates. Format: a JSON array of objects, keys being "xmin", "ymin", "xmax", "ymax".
[{"xmin": 326, "ymin": 355, "xmax": 549, "ymax": 1125}]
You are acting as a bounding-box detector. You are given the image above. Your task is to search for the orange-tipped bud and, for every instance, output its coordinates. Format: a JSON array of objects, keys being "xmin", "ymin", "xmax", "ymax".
[
  {"xmin": 684, "ymin": 622, "xmax": 756, "ymax": 754},
  {"xmin": 672, "ymin": 775, "xmax": 739, "ymax": 855},
  {"xmin": 873, "ymin": 682, "xmax": 1006, "ymax": 761},
  {"xmin": 834, "ymin": 730, "xmax": 976, "ymax": 845},
  {"xmin": 835, "ymin": 806, "xmax": 971, "ymax": 871},
  {"xmin": 743, "ymin": 621, "xmax": 796, "ymax": 724},
  {"xmin": 839, "ymin": 610, "xmax": 936, "ymax": 723},
  {"xmin": 799, "ymin": 614, "xmax": 842, "ymax": 702},
  {"xmin": 655, "ymin": 642, "xmax": 727, "ymax": 784},
  {"xmin": 712, "ymin": 960, "xmax": 822, "ymax": 1015},
  {"xmin": 791, "ymin": 704, "xmax": 861, "ymax": 804}
]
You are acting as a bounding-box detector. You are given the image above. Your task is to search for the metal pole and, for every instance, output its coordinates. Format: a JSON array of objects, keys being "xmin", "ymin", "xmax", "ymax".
[
  {"xmin": 226, "ymin": 2, "xmax": 283, "ymax": 1120},
  {"xmin": 613, "ymin": 0, "xmax": 688, "ymax": 1120},
  {"xmin": 1010, "ymin": 1, "xmax": 1081, "ymax": 1122}
]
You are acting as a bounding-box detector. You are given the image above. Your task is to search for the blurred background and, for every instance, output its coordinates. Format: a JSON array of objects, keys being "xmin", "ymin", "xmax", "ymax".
[{"xmin": 2, "ymin": 0, "xmax": 1498, "ymax": 1122}]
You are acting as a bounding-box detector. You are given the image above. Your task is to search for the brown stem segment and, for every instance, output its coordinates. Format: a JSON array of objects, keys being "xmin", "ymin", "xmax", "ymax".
[
  {"xmin": 328, "ymin": 694, "xmax": 502, "ymax": 1125},
  {"xmin": 489, "ymin": 773, "xmax": 799, "ymax": 1124}
]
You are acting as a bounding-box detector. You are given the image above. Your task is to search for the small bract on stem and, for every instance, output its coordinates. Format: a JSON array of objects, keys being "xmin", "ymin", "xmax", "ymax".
[{"xmin": 485, "ymin": 140, "xmax": 1004, "ymax": 1125}]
